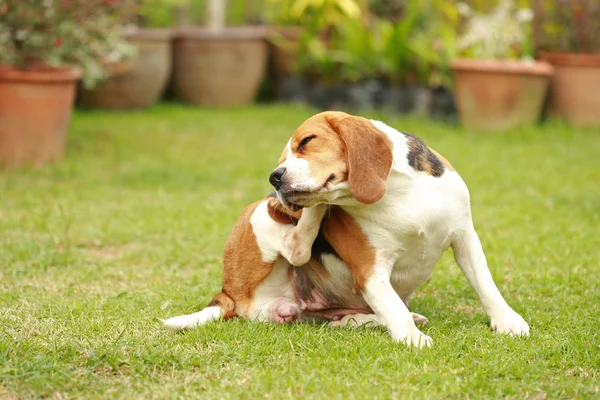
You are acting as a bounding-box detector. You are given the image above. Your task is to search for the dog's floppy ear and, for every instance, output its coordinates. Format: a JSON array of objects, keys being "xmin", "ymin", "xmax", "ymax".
[{"xmin": 325, "ymin": 113, "xmax": 393, "ymax": 205}]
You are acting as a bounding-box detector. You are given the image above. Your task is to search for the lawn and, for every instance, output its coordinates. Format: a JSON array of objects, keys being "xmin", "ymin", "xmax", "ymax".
[{"xmin": 1, "ymin": 104, "xmax": 599, "ymax": 399}]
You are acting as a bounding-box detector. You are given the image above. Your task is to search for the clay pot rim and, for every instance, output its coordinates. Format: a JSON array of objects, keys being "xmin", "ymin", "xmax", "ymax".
[
  {"xmin": 175, "ymin": 26, "xmax": 268, "ymax": 41},
  {"xmin": 126, "ymin": 27, "xmax": 174, "ymax": 41},
  {"xmin": 539, "ymin": 51, "xmax": 600, "ymax": 67},
  {"xmin": 451, "ymin": 59, "xmax": 554, "ymax": 76},
  {"xmin": 0, "ymin": 65, "xmax": 82, "ymax": 83}
]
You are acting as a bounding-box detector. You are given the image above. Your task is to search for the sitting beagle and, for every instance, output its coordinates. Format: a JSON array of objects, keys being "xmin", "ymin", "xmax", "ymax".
[{"xmin": 163, "ymin": 111, "xmax": 529, "ymax": 347}]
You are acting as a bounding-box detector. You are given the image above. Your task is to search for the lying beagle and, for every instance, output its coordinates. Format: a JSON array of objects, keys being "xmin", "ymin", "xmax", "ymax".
[{"xmin": 163, "ymin": 111, "xmax": 529, "ymax": 347}]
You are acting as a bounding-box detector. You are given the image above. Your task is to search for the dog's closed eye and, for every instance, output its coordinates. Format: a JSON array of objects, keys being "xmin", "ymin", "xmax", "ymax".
[{"xmin": 297, "ymin": 135, "xmax": 316, "ymax": 153}]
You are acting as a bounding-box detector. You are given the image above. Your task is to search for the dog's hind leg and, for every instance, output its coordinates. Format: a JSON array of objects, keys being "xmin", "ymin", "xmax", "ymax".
[{"xmin": 452, "ymin": 223, "xmax": 529, "ymax": 336}]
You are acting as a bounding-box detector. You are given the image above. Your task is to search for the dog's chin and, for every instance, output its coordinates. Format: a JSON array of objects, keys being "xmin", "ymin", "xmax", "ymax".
[
  {"xmin": 279, "ymin": 195, "xmax": 308, "ymax": 212},
  {"xmin": 286, "ymin": 202, "xmax": 303, "ymax": 212},
  {"xmin": 278, "ymin": 190, "xmax": 318, "ymax": 212}
]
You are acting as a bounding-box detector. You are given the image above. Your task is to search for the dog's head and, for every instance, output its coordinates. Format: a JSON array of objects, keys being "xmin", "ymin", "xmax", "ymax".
[{"xmin": 270, "ymin": 111, "xmax": 393, "ymax": 210}]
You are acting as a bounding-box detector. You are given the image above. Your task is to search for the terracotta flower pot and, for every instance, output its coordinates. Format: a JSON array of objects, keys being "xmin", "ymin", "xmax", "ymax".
[
  {"xmin": 78, "ymin": 29, "xmax": 173, "ymax": 109},
  {"xmin": 0, "ymin": 65, "xmax": 81, "ymax": 168},
  {"xmin": 172, "ymin": 27, "xmax": 267, "ymax": 107},
  {"xmin": 451, "ymin": 59, "xmax": 553, "ymax": 131},
  {"xmin": 539, "ymin": 52, "xmax": 600, "ymax": 127}
]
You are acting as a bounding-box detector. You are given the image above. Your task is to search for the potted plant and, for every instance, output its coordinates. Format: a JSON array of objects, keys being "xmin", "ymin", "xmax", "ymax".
[
  {"xmin": 262, "ymin": 0, "xmax": 362, "ymax": 101},
  {"xmin": 300, "ymin": 35, "xmax": 345, "ymax": 109},
  {"xmin": 78, "ymin": 0, "xmax": 180, "ymax": 109},
  {"xmin": 401, "ymin": 0, "xmax": 459, "ymax": 119},
  {"xmin": 451, "ymin": 0, "xmax": 553, "ymax": 131},
  {"xmin": 170, "ymin": 0, "xmax": 268, "ymax": 107},
  {"xmin": 0, "ymin": 0, "xmax": 133, "ymax": 168},
  {"xmin": 536, "ymin": 0, "xmax": 600, "ymax": 127},
  {"xmin": 262, "ymin": 0, "xmax": 305, "ymax": 100},
  {"xmin": 297, "ymin": 0, "xmax": 458, "ymax": 118},
  {"xmin": 376, "ymin": 0, "xmax": 458, "ymax": 117},
  {"xmin": 302, "ymin": 17, "xmax": 396, "ymax": 112}
]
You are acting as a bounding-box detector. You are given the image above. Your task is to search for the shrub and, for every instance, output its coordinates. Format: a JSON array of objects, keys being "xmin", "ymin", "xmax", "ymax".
[
  {"xmin": 293, "ymin": 0, "xmax": 458, "ymax": 88},
  {"xmin": 536, "ymin": 0, "xmax": 600, "ymax": 53},
  {"xmin": 456, "ymin": 0, "xmax": 535, "ymax": 60},
  {"xmin": 0, "ymin": 0, "xmax": 135, "ymax": 87}
]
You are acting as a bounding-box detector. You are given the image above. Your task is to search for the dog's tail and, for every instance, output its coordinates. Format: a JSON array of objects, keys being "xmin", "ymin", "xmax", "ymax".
[{"xmin": 161, "ymin": 291, "xmax": 236, "ymax": 331}]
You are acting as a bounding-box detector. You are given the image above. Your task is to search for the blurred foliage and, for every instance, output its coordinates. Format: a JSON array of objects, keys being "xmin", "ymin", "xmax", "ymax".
[
  {"xmin": 0, "ymin": 0, "xmax": 135, "ymax": 88},
  {"xmin": 262, "ymin": 0, "xmax": 362, "ymax": 26},
  {"xmin": 456, "ymin": 0, "xmax": 534, "ymax": 60},
  {"xmin": 137, "ymin": 0, "xmax": 190, "ymax": 27},
  {"xmin": 293, "ymin": 0, "xmax": 459, "ymax": 87},
  {"xmin": 136, "ymin": 0, "xmax": 264, "ymax": 27},
  {"xmin": 189, "ymin": 0, "xmax": 264, "ymax": 26},
  {"xmin": 537, "ymin": 0, "xmax": 600, "ymax": 52},
  {"xmin": 6, "ymin": 0, "xmax": 591, "ymax": 92}
]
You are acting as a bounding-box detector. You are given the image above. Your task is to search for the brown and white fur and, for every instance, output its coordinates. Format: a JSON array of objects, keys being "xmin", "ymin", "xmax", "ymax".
[
  {"xmin": 162, "ymin": 197, "xmax": 427, "ymax": 329},
  {"xmin": 163, "ymin": 111, "xmax": 529, "ymax": 348}
]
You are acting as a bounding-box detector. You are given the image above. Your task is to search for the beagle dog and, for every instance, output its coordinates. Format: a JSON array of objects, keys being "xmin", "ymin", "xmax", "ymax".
[{"xmin": 163, "ymin": 111, "xmax": 529, "ymax": 348}]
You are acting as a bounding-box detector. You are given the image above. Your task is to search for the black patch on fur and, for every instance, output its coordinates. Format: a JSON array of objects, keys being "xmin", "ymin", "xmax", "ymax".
[
  {"xmin": 404, "ymin": 133, "xmax": 445, "ymax": 177},
  {"xmin": 208, "ymin": 298, "xmax": 221, "ymax": 307},
  {"xmin": 311, "ymin": 229, "xmax": 339, "ymax": 262}
]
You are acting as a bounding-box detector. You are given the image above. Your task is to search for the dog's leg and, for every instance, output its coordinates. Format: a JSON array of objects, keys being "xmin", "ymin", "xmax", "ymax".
[
  {"xmin": 281, "ymin": 204, "xmax": 328, "ymax": 266},
  {"xmin": 361, "ymin": 262, "xmax": 433, "ymax": 348},
  {"xmin": 319, "ymin": 207, "xmax": 431, "ymax": 347},
  {"xmin": 452, "ymin": 224, "xmax": 530, "ymax": 336}
]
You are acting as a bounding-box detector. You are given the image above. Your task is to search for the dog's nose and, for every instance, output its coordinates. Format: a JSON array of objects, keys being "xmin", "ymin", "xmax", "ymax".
[{"xmin": 269, "ymin": 167, "xmax": 286, "ymax": 190}]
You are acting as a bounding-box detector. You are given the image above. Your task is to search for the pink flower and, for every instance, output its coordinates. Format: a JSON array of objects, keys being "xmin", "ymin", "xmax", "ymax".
[{"xmin": 53, "ymin": 38, "xmax": 63, "ymax": 47}]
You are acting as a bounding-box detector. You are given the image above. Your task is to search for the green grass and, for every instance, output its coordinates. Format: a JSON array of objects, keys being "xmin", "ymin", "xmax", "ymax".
[{"xmin": 1, "ymin": 104, "xmax": 599, "ymax": 399}]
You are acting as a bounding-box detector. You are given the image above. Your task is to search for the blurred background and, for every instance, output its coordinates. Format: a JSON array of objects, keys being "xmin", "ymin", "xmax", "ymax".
[
  {"xmin": 0, "ymin": 0, "xmax": 599, "ymax": 167},
  {"xmin": 1, "ymin": 6, "xmax": 599, "ymax": 397}
]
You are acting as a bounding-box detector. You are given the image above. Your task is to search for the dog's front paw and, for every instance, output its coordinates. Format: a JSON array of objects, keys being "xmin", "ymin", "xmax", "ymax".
[
  {"xmin": 391, "ymin": 328, "xmax": 433, "ymax": 348},
  {"xmin": 284, "ymin": 232, "xmax": 311, "ymax": 266},
  {"xmin": 491, "ymin": 309, "xmax": 530, "ymax": 336}
]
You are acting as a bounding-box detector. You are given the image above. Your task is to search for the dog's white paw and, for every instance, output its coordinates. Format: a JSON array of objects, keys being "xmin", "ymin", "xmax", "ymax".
[
  {"xmin": 391, "ymin": 328, "xmax": 433, "ymax": 348},
  {"xmin": 284, "ymin": 232, "xmax": 312, "ymax": 266},
  {"xmin": 491, "ymin": 310, "xmax": 530, "ymax": 336}
]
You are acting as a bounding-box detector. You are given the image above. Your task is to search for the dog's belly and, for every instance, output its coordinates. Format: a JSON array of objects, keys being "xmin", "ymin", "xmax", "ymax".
[
  {"xmin": 291, "ymin": 254, "xmax": 372, "ymax": 319},
  {"xmin": 381, "ymin": 215, "xmax": 455, "ymax": 301},
  {"xmin": 390, "ymin": 235, "xmax": 447, "ymax": 301}
]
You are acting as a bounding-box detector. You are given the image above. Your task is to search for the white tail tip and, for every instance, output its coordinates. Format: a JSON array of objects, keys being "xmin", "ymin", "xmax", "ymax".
[{"xmin": 162, "ymin": 306, "xmax": 221, "ymax": 331}]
